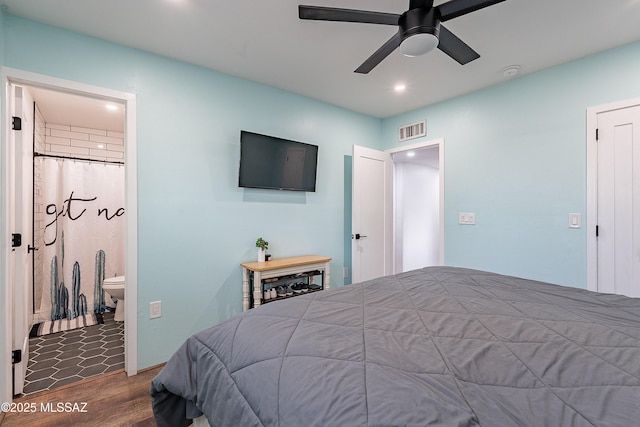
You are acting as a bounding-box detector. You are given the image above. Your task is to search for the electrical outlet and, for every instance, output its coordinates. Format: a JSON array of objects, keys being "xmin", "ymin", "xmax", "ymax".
[
  {"xmin": 343, "ymin": 267, "xmax": 349, "ymax": 278},
  {"xmin": 150, "ymin": 301, "xmax": 162, "ymax": 319}
]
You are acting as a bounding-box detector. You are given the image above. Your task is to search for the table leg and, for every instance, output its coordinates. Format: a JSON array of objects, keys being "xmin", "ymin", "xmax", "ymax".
[
  {"xmin": 252, "ymin": 271, "xmax": 263, "ymax": 308},
  {"xmin": 324, "ymin": 262, "xmax": 331, "ymax": 290},
  {"xmin": 242, "ymin": 267, "xmax": 250, "ymax": 312}
]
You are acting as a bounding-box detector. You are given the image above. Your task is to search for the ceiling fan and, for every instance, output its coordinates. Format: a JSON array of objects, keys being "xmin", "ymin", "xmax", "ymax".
[{"xmin": 299, "ymin": 0, "xmax": 507, "ymax": 74}]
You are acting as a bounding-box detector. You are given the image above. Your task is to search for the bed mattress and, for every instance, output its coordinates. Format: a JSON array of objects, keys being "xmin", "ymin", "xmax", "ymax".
[{"xmin": 151, "ymin": 266, "xmax": 640, "ymax": 426}]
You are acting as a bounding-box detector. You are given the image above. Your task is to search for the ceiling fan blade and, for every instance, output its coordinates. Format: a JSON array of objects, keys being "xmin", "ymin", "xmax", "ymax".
[
  {"xmin": 355, "ymin": 32, "xmax": 403, "ymax": 74},
  {"xmin": 299, "ymin": 5, "xmax": 400, "ymax": 25},
  {"xmin": 437, "ymin": 25, "xmax": 480, "ymax": 65},
  {"xmin": 436, "ymin": 0, "xmax": 506, "ymax": 22}
]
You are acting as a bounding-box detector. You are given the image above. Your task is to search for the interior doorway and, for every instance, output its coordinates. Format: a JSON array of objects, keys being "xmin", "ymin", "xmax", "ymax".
[
  {"xmin": 1, "ymin": 68, "xmax": 138, "ymax": 403},
  {"xmin": 391, "ymin": 145, "xmax": 441, "ymax": 272},
  {"xmin": 350, "ymin": 138, "xmax": 444, "ymax": 283},
  {"xmin": 389, "ymin": 139, "xmax": 444, "ymax": 273}
]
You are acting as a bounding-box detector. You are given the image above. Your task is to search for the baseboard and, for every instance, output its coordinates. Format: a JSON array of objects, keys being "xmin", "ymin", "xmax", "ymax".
[{"xmin": 138, "ymin": 363, "xmax": 166, "ymax": 375}]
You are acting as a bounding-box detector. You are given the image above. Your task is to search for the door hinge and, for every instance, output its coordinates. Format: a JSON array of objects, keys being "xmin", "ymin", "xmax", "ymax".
[
  {"xmin": 595, "ymin": 128, "xmax": 599, "ymax": 141},
  {"xmin": 11, "ymin": 233, "xmax": 22, "ymax": 248},
  {"xmin": 12, "ymin": 349, "xmax": 22, "ymax": 364},
  {"xmin": 596, "ymin": 225, "xmax": 599, "ymax": 237},
  {"xmin": 12, "ymin": 116, "xmax": 22, "ymax": 131}
]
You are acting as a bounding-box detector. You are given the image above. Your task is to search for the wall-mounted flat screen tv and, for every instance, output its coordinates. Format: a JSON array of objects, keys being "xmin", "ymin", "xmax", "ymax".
[{"xmin": 239, "ymin": 131, "xmax": 318, "ymax": 192}]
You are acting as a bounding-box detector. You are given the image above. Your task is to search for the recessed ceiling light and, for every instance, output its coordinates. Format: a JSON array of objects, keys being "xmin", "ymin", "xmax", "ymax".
[
  {"xmin": 502, "ymin": 65, "xmax": 520, "ymax": 77},
  {"xmin": 407, "ymin": 151, "xmax": 416, "ymax": 157},
  {"xmin": 394, "ymin": 83, "xmax": 406, "ymax": 93},
  {"xmin": 105, "ymin": 104, "xmax": 118, "ymax": 111},
  {"xmin": 97, "ymin": 144, "xmax": 105, "ymax": 149},
  {"xmin": 165, "ymin": 0, "xmax": 189, "ymax": 7}
]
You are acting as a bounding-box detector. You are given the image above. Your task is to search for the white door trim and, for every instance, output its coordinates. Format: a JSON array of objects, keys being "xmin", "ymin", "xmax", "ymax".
[
  {"xmin": 586, "ymin": 97, "xmax": 640, "ymax": 292},
  {"xmin": 386, "ymin": 138, "xmax": 445, "ymax": 268},
  {"xmin": 0, "ymin": 67, "xmax": 138, "ymax": 402}
]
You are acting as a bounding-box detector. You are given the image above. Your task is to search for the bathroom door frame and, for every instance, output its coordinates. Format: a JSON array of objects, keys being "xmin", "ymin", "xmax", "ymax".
[{"xmin": 1, "ymin": 67, "xmax": 138, "ymax": 402}]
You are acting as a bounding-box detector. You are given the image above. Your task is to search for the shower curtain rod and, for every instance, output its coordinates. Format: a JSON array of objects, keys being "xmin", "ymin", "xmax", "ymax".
[{"xmin": 34, "ymin": 152, "xmax": 124, "ymax": 165}]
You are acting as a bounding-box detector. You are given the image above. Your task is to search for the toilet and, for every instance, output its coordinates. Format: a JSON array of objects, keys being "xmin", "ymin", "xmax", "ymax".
[{"xmin": 103, "ymin": 276, "xmax": 125, "ymax": 322}]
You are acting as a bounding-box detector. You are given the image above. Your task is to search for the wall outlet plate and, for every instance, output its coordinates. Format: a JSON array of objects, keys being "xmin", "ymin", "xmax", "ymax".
[{"xmin": 459, "ymin": 212, "xmax": 476, "ymax": 225}]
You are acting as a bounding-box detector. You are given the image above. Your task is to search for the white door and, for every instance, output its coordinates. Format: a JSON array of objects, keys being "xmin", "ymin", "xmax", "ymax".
[
  {"xmin": 352, "ymin": 145, "xmax": 392, "ymax": 283},
  {"xmin": 596, "ymin": 105, "xmax": 640, "ymax": 297},
  {"xmin": 9, "ymin": 84, "xmax": 34, "ymax": 395}
]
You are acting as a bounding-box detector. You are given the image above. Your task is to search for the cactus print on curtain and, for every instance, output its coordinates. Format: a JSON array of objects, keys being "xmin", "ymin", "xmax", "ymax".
[{"xmin": 36, "ymin": 158, "xmax": 124, "ymax": 323}]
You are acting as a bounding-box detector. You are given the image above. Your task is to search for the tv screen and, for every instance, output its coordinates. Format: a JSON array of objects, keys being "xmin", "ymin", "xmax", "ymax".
[{"xmin": 239, "ymin": 131, "xmax": 318, "ymax": 192}]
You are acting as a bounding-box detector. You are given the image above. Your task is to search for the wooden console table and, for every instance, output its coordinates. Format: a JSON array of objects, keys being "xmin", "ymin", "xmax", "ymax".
[{"xmin": 241, "ymin": 255, "xmax": 332, "ymax": 311}]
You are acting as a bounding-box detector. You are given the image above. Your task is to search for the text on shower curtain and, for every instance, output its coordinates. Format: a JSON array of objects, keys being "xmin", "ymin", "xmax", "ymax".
[{"xmin": 44, "ymin": 190, "xmax": 125, "ymax": 246}]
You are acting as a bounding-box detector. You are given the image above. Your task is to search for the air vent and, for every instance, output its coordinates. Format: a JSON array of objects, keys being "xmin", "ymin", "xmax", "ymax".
[{"xmin": 398, "ymin": 120, "xmax": 426, "ymax": 142}]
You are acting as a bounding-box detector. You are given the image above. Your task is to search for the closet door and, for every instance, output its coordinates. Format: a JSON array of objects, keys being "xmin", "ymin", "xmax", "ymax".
[{"xmin": 596, "ymin": 104, "xmax": 640, "ymax": 297}]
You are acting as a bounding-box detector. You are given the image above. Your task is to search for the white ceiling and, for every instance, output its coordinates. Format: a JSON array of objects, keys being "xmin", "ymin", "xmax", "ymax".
[
  {"xmin": 392, "ymin": 146, "xmax": 439, "ymax": 168},
  {"xmin": 26, "ymin": 87, "xmax": 125, "ymax": 132},
  {"xmin": 3, "ymin": 0, "xmax": 640, "ymax": 123}
]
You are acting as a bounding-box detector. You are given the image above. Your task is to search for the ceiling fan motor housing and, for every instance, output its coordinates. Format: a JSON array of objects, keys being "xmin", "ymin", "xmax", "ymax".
[{"xmin": 400, "ymin": 7, "xmax": 441, "ymax": 41}]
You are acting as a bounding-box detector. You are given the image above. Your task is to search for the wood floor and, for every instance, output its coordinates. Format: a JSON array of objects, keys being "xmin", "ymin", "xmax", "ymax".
[{"xmin": 1, "ymin": 364, "xmax": 164, "ymax": 427}]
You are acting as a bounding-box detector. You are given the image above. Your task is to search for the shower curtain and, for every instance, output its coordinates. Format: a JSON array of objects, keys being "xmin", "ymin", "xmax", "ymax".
[{"xmin": 35, "ymin": 158, "xmax": 125, "ymax": 323}]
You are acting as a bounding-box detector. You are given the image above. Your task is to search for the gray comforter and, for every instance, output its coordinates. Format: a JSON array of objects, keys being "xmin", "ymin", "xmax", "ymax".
[{"xmin": 150, "ymin": 267, "xmax": 640, "ymax": 426}]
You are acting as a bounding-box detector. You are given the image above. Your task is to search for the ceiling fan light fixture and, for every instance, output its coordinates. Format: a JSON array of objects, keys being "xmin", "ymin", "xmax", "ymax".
[{"xmin": 400, "ymin": 33, "xmax": 439, "ymax": 57}]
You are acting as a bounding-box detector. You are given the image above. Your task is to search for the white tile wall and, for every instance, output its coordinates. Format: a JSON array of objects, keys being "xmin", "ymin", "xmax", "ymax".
[
  {"xmin": 33, "ymin": 105, "xmax": 47, "ymax": 310},
  {"xmin": 44, "ymin": 123, "xmax": 125, "ymax": 163}
]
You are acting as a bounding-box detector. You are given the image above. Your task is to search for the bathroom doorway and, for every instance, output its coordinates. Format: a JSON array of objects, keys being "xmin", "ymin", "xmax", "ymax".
[
  {"xmin": 27, "ymin": 86, "xmax": 125, "ymax": 395},
  {"xmin": 2, "ymin": 69, "xmax": 138, "ymax": 400}
]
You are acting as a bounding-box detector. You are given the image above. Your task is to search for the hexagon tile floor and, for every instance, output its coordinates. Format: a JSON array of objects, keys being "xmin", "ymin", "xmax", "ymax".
[{"xmin": 22, "ymin": 311, "xmax": 124, "ymax": 395}]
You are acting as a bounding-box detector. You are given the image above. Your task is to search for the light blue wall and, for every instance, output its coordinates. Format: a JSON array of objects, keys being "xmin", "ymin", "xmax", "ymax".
[
  {"xmin": 382, "ymin": 41, "xmax": 640, "ymax": 288},
  {"xmin": 3, "ymin": 11, "xmax": 640, "ymax": 392},
  {"xmin": 343, "ymin": 155, "xmax": 352, "ymax": 284},
  {"xmin": 0, "ymin": 15, "xmax": 381, "ymax": 373},
  {"xmin": 0, "ymin": 7, "xmax": 4, "ymax": 63}
]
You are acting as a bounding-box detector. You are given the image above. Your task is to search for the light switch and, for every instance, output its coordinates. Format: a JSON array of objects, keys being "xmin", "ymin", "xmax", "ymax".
[
  {"xmin": 568, "ymin": 213, "xmax": 581, "ymax": 229},
  {"xmin": 150, "ymin": 301, "xmax": 162, "ymax": 319},
  {"xmin": 459, "ymin": 212, "xmax": 476, "ymax": 225}
]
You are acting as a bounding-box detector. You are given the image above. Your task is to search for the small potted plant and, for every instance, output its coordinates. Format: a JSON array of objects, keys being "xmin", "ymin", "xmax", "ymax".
[{"xmin": 256, "ymin": 237, "xmax": 269, "ymax": 262}]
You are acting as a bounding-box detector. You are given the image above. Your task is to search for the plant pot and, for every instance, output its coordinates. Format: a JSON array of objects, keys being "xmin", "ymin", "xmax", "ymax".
[{"xmin": 258, "ymin": 248, "xmax": 266, "ymax": 262}]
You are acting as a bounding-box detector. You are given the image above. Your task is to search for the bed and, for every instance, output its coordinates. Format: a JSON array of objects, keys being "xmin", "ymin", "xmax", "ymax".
[{"xmin": 150, "ymin": 266, "xmax": 640, "ymax": 426}]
